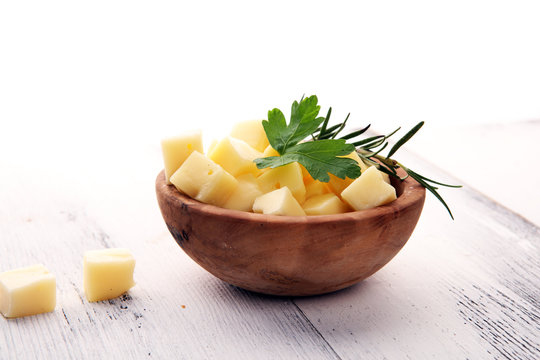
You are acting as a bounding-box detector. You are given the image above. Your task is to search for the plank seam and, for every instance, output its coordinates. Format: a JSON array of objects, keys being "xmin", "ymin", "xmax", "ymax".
[{"xmin": 291, "ymin": 300, "xmax": 343, "ymax": 360}]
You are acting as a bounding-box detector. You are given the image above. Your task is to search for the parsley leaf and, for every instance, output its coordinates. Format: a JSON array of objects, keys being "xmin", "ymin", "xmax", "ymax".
[
  {"xmin": 263, "ymin": 96, "xmax": 325, "ymax": 154},
  {"xmin": 255, "ymin": 96, "xmax": 361, "ymax": 182}
]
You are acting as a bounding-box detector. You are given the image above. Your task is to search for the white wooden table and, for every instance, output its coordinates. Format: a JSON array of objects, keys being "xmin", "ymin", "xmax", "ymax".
[{"xmin": 1, "ymin": 121, "xmax": 539, "ymax": 359}]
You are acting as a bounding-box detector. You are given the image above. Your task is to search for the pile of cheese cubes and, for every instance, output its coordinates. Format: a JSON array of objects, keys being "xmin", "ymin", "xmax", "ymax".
[{"xmin": 161, "ymin": 120, "xmax": 397, "ymax": 216}]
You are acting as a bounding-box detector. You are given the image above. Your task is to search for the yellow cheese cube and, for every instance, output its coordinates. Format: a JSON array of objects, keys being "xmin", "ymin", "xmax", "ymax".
[
  {"xmin": 206, "ymin": 139, "xmax": 218, "ymax": 155},
  {"xmin": 0, "ymin": 264, "xmax": 56, "ymax": 318},
  {"xmin": 327, "ymin": 174, "xmax": 353, "ymax": 195},
  {"xmin": 341, "ymin": 166, "xmax": 397, "ymax": 211},
  {"xmin": 256, "ymin": 145, "xmax": 280, "ymax": 175},
  {"xmin": 209, "ymin": 137, "xmax": 263, "ymax": 177},
  {"xmin": 230, "ymin": 120, "xmax": 270, "ymax": 152},
  {"xmin": 170, "ymin": 151, "xmax": 238, "ymax": 207},
  {"xmin": 262, "ymin": 145, "xmax": 279, "ymax": 157},
  {"xmin": 161, "ymin": 130, "xmax": 203, "ymax": 184},
  {"xmin": 257, "ymin": 162, "xmax": 306, "ymax": 204},
  {"xmin": 380, "ymin": 169, "xmax": 391, "ymax": 184},
  {"xmin": 83, "ymin": 248, "xmax": 136, "ymax": 302},
  {"xmin": 305, "ymin": 180, "xmax": 330, "ymax": 199},
  {"xmin": 300, "ymin": 164, "xmax": 315, "ymax": 184},
  {"xmin": 346, "ymin": 150, "xmax": 368, "ymax": 170},
  {"xmin": 327, "ymin": 151, "xmax": 369, "ymax": 195},
  {"xmin": 252, "ymin": 187, "xmax": 306, "ymax": 216},
  {"xmin": 302, "ymin": 193, "xmax": 350, "ymax": 215},
  {"xmin": 223, "ymin": 174, "xmax": 263, "ymax": 212}
]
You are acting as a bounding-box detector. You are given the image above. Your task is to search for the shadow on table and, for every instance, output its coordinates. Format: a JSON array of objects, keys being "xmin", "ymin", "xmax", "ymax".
[{"xmin": 224, "ymin": 274, "xmax": 413, "ymax": 341}]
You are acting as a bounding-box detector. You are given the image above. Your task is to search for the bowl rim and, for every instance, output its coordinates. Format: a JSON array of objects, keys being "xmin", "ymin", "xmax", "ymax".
[{"xmin": 156, "ymin": 168, "xmax": 426, "ymax": 225}]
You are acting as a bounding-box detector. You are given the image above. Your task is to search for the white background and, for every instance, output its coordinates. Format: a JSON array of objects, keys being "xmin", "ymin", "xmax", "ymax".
[{"xmin": 1, "ymin": 0, "xmax": 540, "ymax": 223}]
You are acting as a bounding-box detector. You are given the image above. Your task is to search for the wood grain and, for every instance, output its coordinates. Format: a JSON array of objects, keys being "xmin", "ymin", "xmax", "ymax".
[
  {"xmin": 0, "ymin": 161, "xmax": 339, "ymax": 359},
  {"xmin": 1, "ymin": 135, "xmax": 539, "ymax": 359}
]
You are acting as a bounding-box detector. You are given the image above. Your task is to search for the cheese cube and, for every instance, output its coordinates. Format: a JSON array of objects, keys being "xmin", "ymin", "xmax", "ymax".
[
  {"xmin": 252, "ymin": 187, "xmax": 306, "ymax": 216},
  {"xmin": 305, "ymin": 180, "xmax": 330, "ymax": 199},
  {"xmin": 257, "ymin": 162, "xmax": 306, "ymax": 204},
  {"xmin": 230, "ymin": 120, "xmax": 270, "ymax": 152},
  {"xmin": 302, "ymin": 193, "xmax": 350, "ymax": 215},
  {"xmin": 327, "ymin": 174, "xmax": 352, "ymax": 196},
  {"xmin": 339, "ymin": 150, "xmax": 369, "ymax": 173},
  {"xmin": 0, "ymin": 264, "xmax": 56, "ymax": 318},
  {"xmin": 256, "ymin": 145, "xmax": 280, "ymax": 175},
  {"xmin": 206, "ymin": 139, "xmax": 218, "ymax": 155},
  {"xmin": 170, "ymin": 151, "xmax": 238, "ymax": 207},
  {"xmin": 83, "ymin": 248, "xmax": 136, "ymax": 302},
  {"xmin": 223, "ymin": 174, "xmax": 263, "ymax": 212},
  {"xmin": 341, "ymin": 166, "xmax": 397, "ymax": 211},
  {"xmin": 262, "ymin": 145, "xmax": 279, "ymax": 158},
  {"xmin": 161, "ymin": 130, "xmax": 203, "ymax": 184},
  {"xmin": 327, "ymin": 151, "xmax": 369, "ymax": 196},
  {"xmin": 209, "ymin": 137, "xmax": 264, "ymax": 177}
]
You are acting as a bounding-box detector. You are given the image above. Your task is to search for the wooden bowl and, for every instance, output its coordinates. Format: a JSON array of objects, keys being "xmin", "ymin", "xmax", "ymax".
[{"xmin": 156, "ymin": 168, "xmax": 425, "ymax": 296}]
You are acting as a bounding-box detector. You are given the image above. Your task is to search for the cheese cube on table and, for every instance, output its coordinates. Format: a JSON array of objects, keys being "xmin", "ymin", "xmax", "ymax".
[
  {"xmin": 257, "ymin": 162, "xmax": 306, "ymax": 204},
  {"xmin": 0, "ymin": 264, "xmax": 56, "ymax": 318},
  {"xmin": 253, "ymin": 187, "xmax": 306, "ymax": 216},
  {"xmin": 209, "ymin": 137, "xmax": 263, "ymax": 177},
  {"xmin": 230, "ymin": 120, "xmax": 270, "ymax": 152},
  {"xmin": 161, "ymin": 130, "xmax": 203, "ymax": 184},
  {"xmin": 327, "ymin": 151, "xmax": 369, "ymax": 196},
  {"xmin": 341, "ymin": 166, "xmax": 397, "ymax": 211},
  {"xmin": 170, "ymin": 151, "xmax": 238, "ymax": 207},
  {"xmin": 302, "ymin": 193, "xmax": 350, "ymax": 215},
  {"xmin": 223, "ymin": 174, "xmax": 263, "ymax": 212},
  {"xmin": 83, "ymin": 248, "xmax": 136, "ymax": 302}
]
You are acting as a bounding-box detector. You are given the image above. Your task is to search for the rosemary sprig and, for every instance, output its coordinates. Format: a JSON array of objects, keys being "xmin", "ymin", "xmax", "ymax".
[{"xmin": 314, "ymin": 108, "xmax": 461, "ymax": 219}]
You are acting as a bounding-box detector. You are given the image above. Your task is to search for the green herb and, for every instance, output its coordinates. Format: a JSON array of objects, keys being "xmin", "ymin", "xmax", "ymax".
[
  {"xmin": 255, "ymin": 140, "xmax": 359, "ymax": 183},
  {"xmin": 254, "ymin": 95, "xmax": 361, "ymax": 182},
  {"xmin": 313, "ymin": 104, "xmax": 462, "ymax": 219},
  {"xmin": 255, "ymin": 95, "xmax": 461, "ymax": 219}
]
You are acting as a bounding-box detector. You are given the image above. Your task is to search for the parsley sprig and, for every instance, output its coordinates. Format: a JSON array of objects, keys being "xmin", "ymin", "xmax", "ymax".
[
  {"xmin": 254, "ymin": 95, "xmax": 461, "ymax": 219},
  {"xmin": 254, "ymin": 96, "xmax": 360, "ymax": 183}
]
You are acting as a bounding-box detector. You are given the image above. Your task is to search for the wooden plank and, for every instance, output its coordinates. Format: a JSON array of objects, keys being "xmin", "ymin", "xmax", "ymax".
[
  {"xmin": 294, "ymin": 150, "xmax": 540, "ymax": 359},
  {"xmin": 404, "ymin": 120, "xmax": 540, "ymax": 226},
  {"xmin": 2, "ymin": 127, "xmax": 539, "ymax": 359},
  {"xmin": 0, "ymin": 159, "xmax": 340, "ymax": 359}
]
